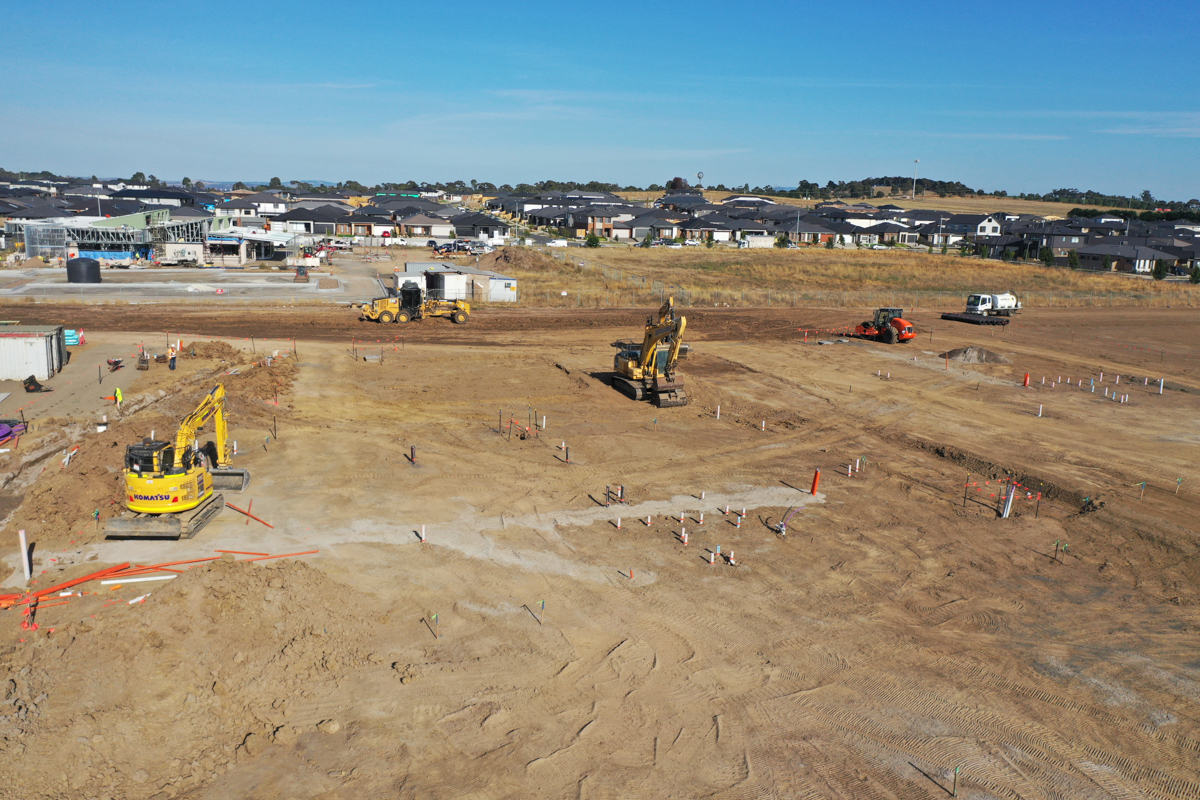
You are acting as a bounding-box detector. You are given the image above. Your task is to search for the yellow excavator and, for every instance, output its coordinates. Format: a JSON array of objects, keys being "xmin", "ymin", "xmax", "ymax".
[
  {"xmin": 610, "ymin": 297, "xmax": 690, "ymax": 407},
  {"xmin": 105, "ymin": 384, "xmax": 250, "ymax": 539}
]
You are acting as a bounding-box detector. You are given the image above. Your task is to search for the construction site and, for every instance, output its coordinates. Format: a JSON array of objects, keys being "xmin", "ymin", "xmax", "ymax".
[{"xmin": 0, "ymin": 250, "xmax": 1198, "ymax": 799}]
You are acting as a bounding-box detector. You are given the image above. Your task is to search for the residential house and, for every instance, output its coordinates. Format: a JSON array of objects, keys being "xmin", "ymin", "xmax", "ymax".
[
  {"xmin": 213, "ymin": 199, "xmax": 261, "ymax": 225},
  {"xmin": 268, "ymin": 205, "xmax": 342, "ymax": 235},
  {"xmin": 860, "ymin": 222, "xmax": 918, "ymax": 244},
  {"xmin": 783, "ymin": 220, "xmax": 835, "ymax": 245},
  {"xmin": 110, "ymin": 189, "xmax": 196, "ymax": 208},
  {"xmin": 1075, "ymin": 243, "xmax": 1182, "ymax": 274},
  {"xmin": 451, "ymin": 212, "xmax": 510, "ymax": 241},
  {"xmin": 944, "ymin": 214, "xmax": 1001, "ymax": 237},
  {"xmin": 398, "ymin": 213, "xmax": 455, "ymax": 239}
]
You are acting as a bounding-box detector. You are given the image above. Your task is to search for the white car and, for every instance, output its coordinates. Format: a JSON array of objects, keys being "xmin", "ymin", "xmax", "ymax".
[
  {"xmin": 683, "ymin": 240, "xmax": 701, "ymax": 247},
  {"xmin": 666, "ymin": 242, "xmax": 683, "ymax": 249},
  {"xmin": 547, "ymin": 239, "xmax": 568, "ymax": 248},
  {"xmin": 871, "ymin": 244, "xmax": 889, "ymax": 250}
]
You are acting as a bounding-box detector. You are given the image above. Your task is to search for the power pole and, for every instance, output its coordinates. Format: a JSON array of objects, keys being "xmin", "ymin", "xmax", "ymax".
[{"xmin": 912, "ymin": 159, "xmax": 919, "ymax": 199}]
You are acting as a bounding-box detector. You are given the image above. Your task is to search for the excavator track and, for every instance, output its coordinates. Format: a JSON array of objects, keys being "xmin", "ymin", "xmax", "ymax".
[
  {"xmin": 612, "ymin": 376, "xmax": 644, "ymax": 401},
  {"xmin": 104, "ymin": 493, "xmax": 227, "ymax": 540}
]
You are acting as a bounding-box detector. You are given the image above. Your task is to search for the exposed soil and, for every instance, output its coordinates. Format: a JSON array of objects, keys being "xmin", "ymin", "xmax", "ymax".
[
  {"xmin": 0, "ymin": 305, "xmax": 1197, "ymax": 799},
  {"xmin": 939, "ymin": 345, "xmax": 1011, "ymax": 363}
]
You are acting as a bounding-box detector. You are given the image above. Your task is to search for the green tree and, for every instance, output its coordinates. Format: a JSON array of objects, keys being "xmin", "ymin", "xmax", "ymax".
[
  {"xmin": 1190, "ymin": 264, "xmax": 1200, "ymax": 284},
  {"xmin": 980, "ymin": 245, "xmax": 991, "ymax": 259},
  {"xmin": 232, "ymin": 181, "xmax": 249, "ymax": 191},
  {"xmin": 130, "ymin": 171, "xmax": 146, "ymax": 183},
  {"xmin": 1152, "ymin": 259, "xmax": 1168, "ymax": 280},
  {"xmin": 706, "ymin": 231, "xmax": 715, "ymax": 249},
  {"xmin": 1001, "ymin": 248, "xmax": 1012, "ymax": 261},
  {"xmin": 181, "ymin": 177, "xmax": 192, "ymax": 188},
  {"xmin": 194, "ymin": 181, "xmax": 206, "ymax": 191},
  {"xmin": 838, "ymin": 234, "xmax": 845, "ymax": 246},
  {"xmin": 825, "ymin": 235, "xmax": 835, "ymax": 249},
  {"xmin": 1039, "ymin": 246, "xmax": 1055, "ymax": 267},
  {"xmin": 584, "ymin": 233, "xmax": 601, "ymax": 248},
  {"xmin": 941, "ymin": 241, "xmax": 948, "ymax": 255},
  {"xmin": 774, "ymin": 233, "xmax": 789, "ymax": 249},
  {"xmin": 269, "ymin": 177, "xmax": 282, "ymax": 189},
  {"xmin": 147, "ymin": 174, "xmax": 160, "ymax": 187},
  {"xmin": 1067, "ymin": 249, "xmax": 1079, "ymax": 270},
  {"xmin": 1141, "ymin": 189, "xmax": 1154, "ymax": 203},
  {"xmin": 1101, "ymin": 254, "xmax": 1112, "ymax": 272},
  {"xmin": 643, "ymin": 232, "xmax": 653, "ymax": 247}
]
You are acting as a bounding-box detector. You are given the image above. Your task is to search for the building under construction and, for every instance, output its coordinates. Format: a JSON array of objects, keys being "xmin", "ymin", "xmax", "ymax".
[{"xmin": 4, "ymin": 210, "xmax": 301, "ymax": 266}]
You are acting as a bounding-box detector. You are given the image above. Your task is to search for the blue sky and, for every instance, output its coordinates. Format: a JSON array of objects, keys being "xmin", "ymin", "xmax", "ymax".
[{"xmin": 4, "ymin": 0, "xmax": 1197, "ymax": 199}]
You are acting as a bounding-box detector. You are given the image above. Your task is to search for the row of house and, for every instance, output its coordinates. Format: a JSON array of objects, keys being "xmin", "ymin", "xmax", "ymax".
[
  {"xmin": 484, "ymin": 189, "xmax": 1200, "ymax": 273},
  {"xmin": 5, "ymin": 178, "xmax": 1198, "ymax": 274}
]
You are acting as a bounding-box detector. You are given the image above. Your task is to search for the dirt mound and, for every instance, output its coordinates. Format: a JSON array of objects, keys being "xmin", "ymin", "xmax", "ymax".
[
  {"xmin": 939, "ymin": 345, "xmax": 1010, "ymax": 364},
  {"xmin": 0, "ymin": 556, "xmax": 393, "ymax": 798},
  {"xmin": 478, "ymin": 247, "xmax": 560, "ymax": 273},
  {"xmin": 184, "ymin": 341, "xmax": 245, "ymax": 363}
]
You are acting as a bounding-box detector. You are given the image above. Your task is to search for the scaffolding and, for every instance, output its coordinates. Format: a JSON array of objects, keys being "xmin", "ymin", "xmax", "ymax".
[{"xmin": 7, "ymin": 217, "xmax": 210, "ymax": 261}]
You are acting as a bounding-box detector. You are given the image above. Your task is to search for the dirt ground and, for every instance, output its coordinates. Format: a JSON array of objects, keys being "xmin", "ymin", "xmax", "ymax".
[{"xmin": 0, "ymin": 304, "xmax": 1198, "ymax": 799}]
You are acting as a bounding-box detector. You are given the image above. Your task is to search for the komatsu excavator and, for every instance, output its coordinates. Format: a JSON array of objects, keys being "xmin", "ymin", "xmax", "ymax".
[
  {"xmin": 105, "ymin": 384, "xmax": 250, "ymax": 539},
  {"xmin": 610, "ymin": 297, "xmax": 691, "ymax": 407}
]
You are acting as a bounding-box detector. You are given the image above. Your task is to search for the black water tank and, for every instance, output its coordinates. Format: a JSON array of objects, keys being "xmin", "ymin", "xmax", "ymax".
[{"xmin": 66, "ymin": 257, "xmax": 102, "ymax": 284}]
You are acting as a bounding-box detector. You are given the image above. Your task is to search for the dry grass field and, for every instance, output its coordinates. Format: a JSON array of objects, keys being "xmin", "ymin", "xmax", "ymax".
[
  {"xmin": 613, "ymin": 190, "xmax": 1107, "ymax": 219},
  {"xmin": 476, "ymin": 247, "xmax": 1198, "ymax": 310}
]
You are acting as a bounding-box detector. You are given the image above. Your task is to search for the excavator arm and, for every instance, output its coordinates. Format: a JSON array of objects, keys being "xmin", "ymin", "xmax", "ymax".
[
  {"xmin": 637, "ymin": 316, "xmax": 686, "ymax": 375},
  {"xmin": 174, "ymin": 385, "xmax": 233, "ymax": 468}
]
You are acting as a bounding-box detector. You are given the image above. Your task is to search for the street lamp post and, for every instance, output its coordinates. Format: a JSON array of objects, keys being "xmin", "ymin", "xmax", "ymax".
[{"xmin": 912, "ymin": 159, "xmax": 919, "ymax": 200}]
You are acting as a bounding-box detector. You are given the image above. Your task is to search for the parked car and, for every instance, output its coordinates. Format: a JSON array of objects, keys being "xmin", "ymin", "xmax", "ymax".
[
  {"xmin": 683, "ymin": 239, "xmax": 701, "ymax": 247},
  {"xmin": 871, "ymin": 244, "xmax": 889, "ymax": 250},
  {"xmin": 666, "ymin": 242, "xmax": 683, "ymax": 249},
  {"xmin": 426, "ymin": 240, "xmax": 438, "ymax": 248},
  {"xmin": 547, "ymin": 239, "xmax": 568, "ymax": 248}
]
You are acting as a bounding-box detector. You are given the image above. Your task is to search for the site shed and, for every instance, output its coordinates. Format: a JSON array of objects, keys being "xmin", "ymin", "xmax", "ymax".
[
  {"xmin": 485, "ymin": 270, "xmax": 518, "ymax": 302},
  {"xmin": 0, "ymin": 325, "xmax": 66, "ymax": 380}
]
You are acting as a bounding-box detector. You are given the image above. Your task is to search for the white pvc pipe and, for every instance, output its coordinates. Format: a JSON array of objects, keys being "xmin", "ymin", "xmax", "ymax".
[
  {"xmin": 101, "ymin": 575, "xmax": 176, "ymax": 585},
  {"xmin": 18, "ymin": 530, "xmax": 29, "ymax": 583}
]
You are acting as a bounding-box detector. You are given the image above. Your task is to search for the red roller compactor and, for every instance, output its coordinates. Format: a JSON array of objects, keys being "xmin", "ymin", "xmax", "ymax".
[{"xmin": 854, "ymin": 308, "xmax": 916, "ymax": 344}]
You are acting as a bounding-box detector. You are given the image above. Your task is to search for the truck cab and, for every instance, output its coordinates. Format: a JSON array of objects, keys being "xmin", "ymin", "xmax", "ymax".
[{"xmin": 966, "ymin": 294, "xmax": 992, "ymax": 314}]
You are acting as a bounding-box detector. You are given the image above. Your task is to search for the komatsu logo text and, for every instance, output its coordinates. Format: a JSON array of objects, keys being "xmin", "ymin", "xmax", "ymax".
[{"xmin": 134, "ymin": 494, "xmax": 170, "ymax": 502}]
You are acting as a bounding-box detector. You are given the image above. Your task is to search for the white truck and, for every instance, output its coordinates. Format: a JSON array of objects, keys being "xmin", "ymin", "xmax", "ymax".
[{"xmin": 965, "ymin": 291, "xmax": 1021, "ymax": 317}]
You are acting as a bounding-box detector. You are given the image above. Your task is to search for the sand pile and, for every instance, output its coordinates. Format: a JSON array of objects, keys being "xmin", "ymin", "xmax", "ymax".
[
  {"xmin": 0, "ymin": 556, "xmax": 397, "ymax": 798},
  {"xmin": 939, "ymin": 346, "xmax": 1010, "ymax": 364}
]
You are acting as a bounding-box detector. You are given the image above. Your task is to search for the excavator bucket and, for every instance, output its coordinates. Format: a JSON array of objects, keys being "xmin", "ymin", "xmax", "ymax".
[
  {"xmin": 652, "ymin": 389, "xmax": 688, "ymax": 408},
  {"xmin": 210, "ymin": 468, "xmax": 250, "ymax": 492},
  {"xmin": 650, "ymin": 377, "xmax": 688, "ymax": 408}
]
